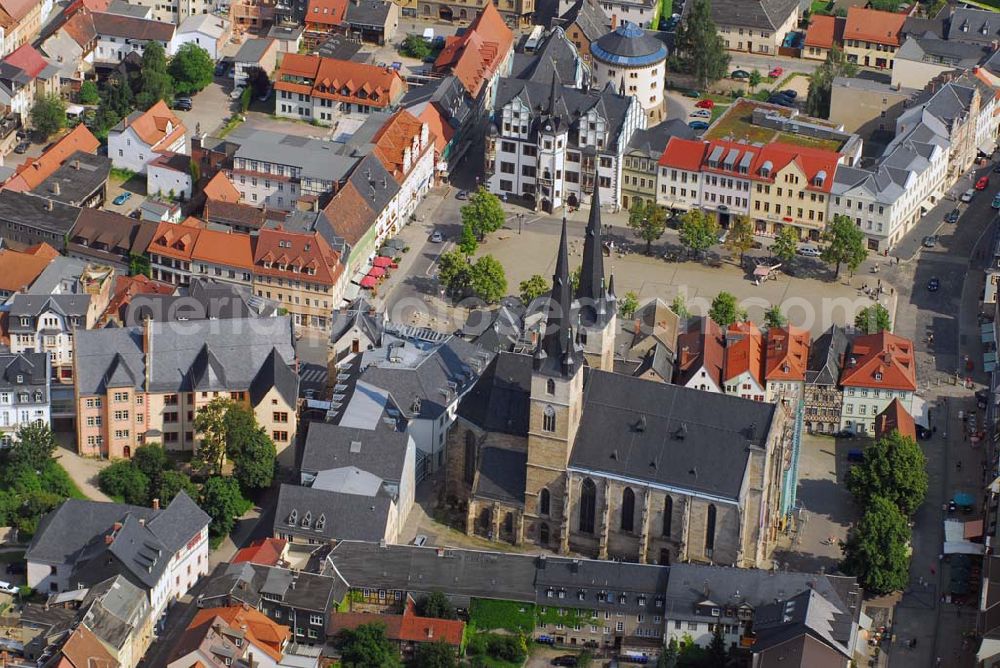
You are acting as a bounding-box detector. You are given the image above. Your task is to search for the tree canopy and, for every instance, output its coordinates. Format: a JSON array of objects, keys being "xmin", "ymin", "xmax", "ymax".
[
  {"xmin": 337, "ymin": 622, "xmax": 401, "ymax": 668},
  {"xmin": 764, "ymin": 304, "xmax": 787, "ymax": 329},
  {"xmin": 518, "ymin": 274, "xmax": 548, "ymax": 305},
  {"xmin": 709, "ymin": 291, "xmax": 745, "ymax": 327},
  {"xmin": 192, "ymin": 397, "xmax": 231, "ymax": 475},
  {"xmin": 460, "ymin": 188, "xmax": 505, "ymax": 240},
  {"xmin": 169, "ymin": 43, "xmax": 214, "ymax": 95},
  {"xmin": 136, "ymin": 41, "xmax": 173, "ymax": 110},
  {"xmin": 98, "ymin": 461, "xmax": 150, "ymax": 506},
  {"xmin": 842, "ymin": 495, "xmax": 911, "ymax": 595},
  {"xmin": 673, "ymin": 0, "xmax": 730, "ymax": 88},
  {"xmin": 200, "ymin": 476, "xmax": 251, "ymax": 539},
  {"xmin": 725, "ymin": 215, "xmax": 755, "ymax": 262},
  {"xmin": 679, "ymin": 208, "xmax": 720, "ymax": 258},
  {"xmin": 468, "ymin": 255, "xmax": 507, "ymax": 304},
  {"xmin": 627, "ymin": 199, "xmax": 668, "ymax": 254},
  {"xmin": 620, "ymin": 291, "xmax": 640, "ymax": 320},
  {"xmin": 30, "ymin": 95, "xmax": 66, "ymax": 139},
  {"xmin": 771, "ymin": 226, "xmax": 800, "ymax": 265},
  {"xmin": 855, "ymin": 303, "xmax": 892, "ymax": 334},
  {"xmin": 418, "ymin": 591, "xmax": 457, "ymax": 619},
  {"xmin": 400, "ymin": 35, "xmax": 432, "ymax": 59},
  {"xmin": 79, "ymin": 81, "xmax": 100, "ymax": 105},
  {"xmin": 437, "ymin": 251, "xmax": 471, "ymax": 298},
  {"xmin": 846, "ymin": 431, "xmax": 928, "ymax": 516},
  {"xmin": 670, "ymin": 295, "xmax": 690, "ymax": 319},
  {"xmin": 411, "ymin": 640, "xmax": 455, "ymax": 668},
  {"xmin": 805, "ymin": 45, "xmax": 857, "ymax": 118},
  {"xmin": 821, "ymin": 214, "xmax": 867, "ymax": 278},
  {"xmin": 8, "ymin": 422, "xmax": 58, "ymax": 473}
]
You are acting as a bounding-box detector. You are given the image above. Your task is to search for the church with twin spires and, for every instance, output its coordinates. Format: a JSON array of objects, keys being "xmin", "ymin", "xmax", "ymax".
[{"xmin": 445, "ymin": 191, "xmax": 792, "ymax": 568}]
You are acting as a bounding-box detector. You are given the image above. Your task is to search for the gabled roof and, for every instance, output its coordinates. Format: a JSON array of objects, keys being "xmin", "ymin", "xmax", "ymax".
[
  {"xmin": 273, "ymin": 54, "xmax": 406, "ymax": 109},
  {"xmin": 232, "ymin": 538, "xmax": 287, "ymax": 566},
  {"xmin": 328, "ymin": 600, "xmax": 465, "ymax": 647},
  {"xmin": 698, "ymin": 0, "xmax": 799, "ymax": 31},
  {"xmin": 110, "ymin": 100, "xmax": 185, "ymax": 150},
  {"xmin": 91, "ymin": 10, "xmax": 175, "ymax": 41},
  {"xmin": 252, "ymin": 227, "xmax": 343, "ymax": 286},
  {"xmin": 371, "ymin": 110, "xmax": 434, "ymax": 184},
  {"xmin": 804, "ymin": 14, "xmax": 845, "ymax": 49},
  {"xmin": 304, "ymin": 0, "xmax": 347, "ymax": 26},
  {"xmin": 948, "ymin": 7, "xmax": 1000, "ymax": 44},
  {"xmin": 0, "ymin": 243, "xmax": 58, "ymax": 293},
  {"xmin": 675, "ymin": 317, "xmax": 724, "ymax": 388},
  {"xmin": 874, "ymin": 397, "xmax": 916, "ymax": 441},
  {"xmin": 723, "ymin": 321, "xmax": 764, "ymax": 385},
  {"xmin": 433, "ymin": 3, "xmax": 513, "ymax": 98},
  {"xmin": 183, "ymin": 605, "xmax": 290, "ymax": 663},
  {"xmin": 61, "ymin": 12, "xmax": 98, "ymax": 49},
  {"xmin": 201, "ymin": 171, "xmax": 240, "ymax": 203},
  {"xmin": 840, "ymin": 331, "xmax": 917, "ymax": 391},
  {"xmin": 556, "ymin": 0, "xmax": 610, "ymax": 41},
  {"xmin": 764, "ymin": 325, "xmax": 810, "ymax": 383},
  {"xmin": 659, "ymin": 136, "xmax": 708, "ymax": 172},
  {"xmin": 845, "ymin": 7, "xmax": 906, "ymax": 47},
  {"xmin": 752, "ymin": 142, "xmax": 840, "ymax": 193},
  {"xmin": 59, "ymin": 625, "xmax": 118, "ymax": 668},
  {"xmin": 3, "ymin": 43, "xmax": 50, "ymax": 80}
]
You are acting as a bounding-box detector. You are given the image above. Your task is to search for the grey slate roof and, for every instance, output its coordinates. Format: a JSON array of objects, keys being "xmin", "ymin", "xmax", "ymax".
[
  {"xmin": 27, "ymin": 499, "xmax": 153, "ymax": 565},
  {"xmin": 626, "ymin": 120, "xmax": 695, "ymax": 157},
  {"xmin": 146, "ymin": 490, "xmax": 210, "ymax": 554},
  {"xmin": 228, "ymin": 127, "xmax": 357, "ymax": 183},
  {"xmin": 344, "ymin": 0, "xmax": 392, "ymax": 27},
  {"xmin": 80, "ymin": 575, "xmax": 149, "ymax": 651},
  {"xmin": 556, "ymin": 0, "xmax": 610, "ymax": 41},
  {"xmin": 7, "ymin": 294, "xmax": 90, "ymax": 333},
  {"xmin": 330, "ymin": 296, "xmax": 384, "ymax": 348},
  {"xmin": 474, "ymin": 447, "xmax": 527, "ymax": 504},
  {"xmin": 74, "ymin": 316, "xmax": 296, "ymax": 396},
  {"xmin": 693, "ymin": 0, "xmax": 799, "ymax": 31},
  {"xmin": 895, "ymin": 35, "xmax": 989, "ymax": 70},
  {"xmin": 456, "ymin": 351, "xmax": 532, "ymax": 435},
  {"xmin": 0, "ymin": 190, "xmax": 81, "ymax": 237},
  {"xmin": 35, "ymin": 151, "xmax": 111, "ymax": 206},
  {"xmin": 300, "ymin": 416, "xmax": 410, "ymax": 482},
  {"xmin": 234, "ymin": 37, "xmax": 274, "ymax": 63},
  {"xmin": 0, "ymin": 352, "xmax": 49, "ymax": 400},
  {"xmin": 124, "ymin": 278, "xmax": 257, "ymax": 325},
  {"xmin": 511, "ymin": 27, "xmax": 587, "ymax": 85},
  {"xmin": 806, "ymin": 325, "xmax": 849, "ymax": 387},
  {"xmin": 200, "ymin": 561, "xmax": 348, "ymax": 613},
  {"xmin": 274, "ymin": 484, "xmax": 392, "ymax": 543},
  {"xmin": 948, "ymin": 7, "xmax": 1000, "ymax": 45},
  {"xmin": 752, "ymin": 588, "xmax": 853, "ymax": 658},
  {"xmin": 568, "ymin": 371, "xmax": 777, "ymax": 501}
]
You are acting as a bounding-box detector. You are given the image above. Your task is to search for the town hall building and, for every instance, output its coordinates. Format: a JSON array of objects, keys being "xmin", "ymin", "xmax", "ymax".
[{"xmin": 445, "ymin": 192, "xmax": 792, "ymax": 568}]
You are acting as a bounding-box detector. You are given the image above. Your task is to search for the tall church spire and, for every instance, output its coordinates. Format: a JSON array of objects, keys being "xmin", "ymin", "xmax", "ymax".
[
  {"xmin": 535, "ymin": 217, "xmax": 582, "ymax": 377},
  {"xmin": 576, "ymin": 188, "xmax": 614, "ymax": 328}
]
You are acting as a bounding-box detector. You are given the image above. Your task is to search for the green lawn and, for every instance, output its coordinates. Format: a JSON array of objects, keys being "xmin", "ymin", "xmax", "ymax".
[
  {"xmin": 810, "ymin": 0, "xmax": 833, "ymax": 13},
  {"xmin": 56, "ymin": 463, "xmax": 87, "ymax": 500}
]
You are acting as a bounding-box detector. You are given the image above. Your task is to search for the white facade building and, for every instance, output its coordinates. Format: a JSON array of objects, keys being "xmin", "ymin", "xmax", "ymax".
[
  {"xmin": 656, "ymin": 137, "xmax": 705, "ymax": 211},
  {"xmin": 590, "ymin": 22, "xmax": 666, "ymax": 120},
  {"xmin": 0, "ymin": 352, "xmax": 50, "ymax": 446},
  {"xmin": 107, "ymin": 101, "xmax": 187, "ymax": 175}
]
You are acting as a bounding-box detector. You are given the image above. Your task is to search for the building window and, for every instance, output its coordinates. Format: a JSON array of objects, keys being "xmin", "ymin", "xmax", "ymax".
[
  {"xmin": 579, "ymin": 478, "xmax": 597, "ymax": 534},
  {"xmin": 546, "ymin": 378, "xmax": 555, "ymax": 394},
  {"xmin": 539, "ymin": 488, "xmax": 550, "ymax": 516},
  {"xmin": 463, "ymin": 431, "xmax": 476, "ymax": 485},
  {"xmin": 705, "ymin": 504, "xmax": 717, "ymax": 557},
  {"xmin": 620, "ymin": 487, "xmax": 635, "ymax": 532},
  {"xmin": 543, "ymin": 405, "xmax": 556, "ymax": 432},
  {"xmin": 662, "ymin": 495, "xmax": 673, "ymax": 537}
]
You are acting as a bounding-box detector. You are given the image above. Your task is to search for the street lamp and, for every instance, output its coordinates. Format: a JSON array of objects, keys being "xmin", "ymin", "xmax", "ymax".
[{"xmin": 518, "ymin": 213, "xmax": 524, "ymax": 234}]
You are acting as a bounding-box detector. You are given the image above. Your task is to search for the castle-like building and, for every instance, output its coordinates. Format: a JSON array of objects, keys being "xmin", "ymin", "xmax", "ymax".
[{"xmin": 446, "ymin": 191, "xmax": 792, "ymax": 568}]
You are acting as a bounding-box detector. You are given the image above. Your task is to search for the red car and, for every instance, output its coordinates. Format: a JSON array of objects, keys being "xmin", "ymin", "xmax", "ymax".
[
  {"xmin": 768, "ymin": 66, "xmax": 783, "ymax": 78},
  {"xmin": 695, "ymin": 99, "xmax": 714, "ymax": 109},
  {"xmin": 977, "ymin": 176, "xmax": 990, "ymax": 190}
]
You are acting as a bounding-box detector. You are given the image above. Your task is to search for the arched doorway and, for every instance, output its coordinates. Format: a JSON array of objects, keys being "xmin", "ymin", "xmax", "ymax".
[
  {"xmin": 123, "ymin": 445, "xmax": 131, "ymax": 458},
  {"xmin": 539, "ymin": 523, "xmax": 550, "ymax": 545},
  {"xmin": 503, "ymin": 512, "xmax": 514, "ymax": 537},
  {"xmin": 541, "ymin": 198, "xmax": 552, "ymax": 214},
  {"xmin": 438, "ymin": 5, "xmax": 452, "ymax": 20},
  {"xmin": 567, "ymin": 192, "xmax": 578, "ymax": 208},
  {"xmin": 458, "ymin": 8, "xmax": 466, "ymax": 19},
  {"xmin": 478, "ymin": 507, "xmax": 492, "ymax": 536}
]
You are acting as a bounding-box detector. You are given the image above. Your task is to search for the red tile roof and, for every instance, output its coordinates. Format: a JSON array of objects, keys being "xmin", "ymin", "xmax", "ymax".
[
  {"xmin": 372, "ymin": 110, "xmax": 435, "ymax": 184},
  {"xmin": 0, "ymin": 243, "xmax": 58, "ymax": 293},
  {"xmin": 0, "ymin": 0, "xmax": 40, "ymax": 22},
  {"xmin": 252, "ymin": 227, "xmax": 343, "ymax": 287},
  {"xmin": 675, "ymin": 318, "xmax": 725, "ymax": 388},
  {"xmin": 874, "ymin": 398, "xmax": 916, "ymax": 441},
  {"xmin": 201, "ymin": 171, "xmax": 241, "ymax": 203},
  {"xmin": 433, "ymin": 3, "xmax": 513, "ymax": 98},
  {"xmin": 840, "ymin": 331, "xmax": 917, "ymax": 391},
  {"xmin": 59, "ymin": 625, "xmax": 117, "ymax": 668},
  {"xmin": 5, "ymin": 43, "xmax": 49, "ymax": 78},
  {"xmin": 659, "ymin": 137, "xmax": 708, "ymax": 172},
  {"xmin": 804, "ymin": 15, "xmax": 844, "ymax": 49},
  {"xmin": 149, "ymin": 220, "xmax": 202, "ymax": 261},
  {"xmin": 752, "ymin": 143, "xmax": 840, "ymax": 193},
  {"xmin": 185, "ymin": 606, "xmax": 289, "ymax": 663},
  {"xmin": 62, "ymin": 11, "xmax": 97, "ymax": 48},
  {"xmin": 723, "ymin": 321, "xmax": 764, "ymax": 385},
  {"xmin": 116, "ymin": 100, "xmax": 185, "ymax": 150},
  {"xmin": 5, "ymin": 125, "xmax": 100, "ymax": 193},
  {"xmin": 844, "ymin": 7, "xmax": 906, "ymax": 47},
  {"xmin": 321, "ymin": 181, "xmax": 377, "ymax": 246},
  {"xmin": 304, "ymin": 0, "xmax": 346, "ymax": 26},
  {"xmin": 764, "ymin": 325, "xmax": 810, "ymax": 382},
  {"xmin": 232, "ymin": 538, "xmax": 287, "ymax": 566},
  {"xmin": 100, "ymin": 274, "xmax": 174, "ymax": 325},
  {"xmin": 417, "ymin": 104, "xmax": 453, "ymax": 153},
  {"xmin": 274, "ymin": 54, "xmax": 406, "ymax": 109},
  {"xmin": 191, "ymin": 227, "xmax": 254, "ymax": 270},
  {"xmin": 327, "ymin": 601, "xmax": 464, "ymax": 648}
]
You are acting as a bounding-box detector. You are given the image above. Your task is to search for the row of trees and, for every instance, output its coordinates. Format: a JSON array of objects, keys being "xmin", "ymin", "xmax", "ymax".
[
  {"xmin": 98, "ymin": 398, "xmax": 275, "ymax": 541},
  {"xmin": 841, "ymin": 431, "xmax": 928, "ymax": 594}
]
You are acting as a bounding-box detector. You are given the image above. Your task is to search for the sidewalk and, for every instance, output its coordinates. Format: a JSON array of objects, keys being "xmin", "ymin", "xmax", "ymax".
[{"xmin": 54, "ymin": 443, "xmax": 111, "ymax": 502}]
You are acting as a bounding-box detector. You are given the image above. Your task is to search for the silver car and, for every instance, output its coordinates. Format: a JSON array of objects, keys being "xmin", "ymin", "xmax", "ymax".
[{"xmin": 961, "ymin": 188, "xmax": 975, "ymax": 203}]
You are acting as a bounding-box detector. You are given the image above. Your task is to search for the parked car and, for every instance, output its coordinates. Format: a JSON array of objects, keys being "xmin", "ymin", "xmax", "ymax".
[
  {"xmin": 689, "ymin": 108, "xmax": 711, "ymax": 118},
  {"xmin": 688, "ymin": 120, "xmax": 709, "ymax": 131},
  {"xmin": 173, "ymin": 96, "xmax": 192, "ymax": 111},
  {"xmin": 993, "ymin": 193, "xmax": 1000, "ymax": 209},
  {"xmin": 977, "ymin": 175, "xmax": 990, "ymax": 190},
  {"xmin": 214, "ymin": 62, "xmax": 229, "ymax": 76},
  {"xmin": 768, "ymin": 95, "xmax": 795, "ymax": 107},
  {"xmin": 113, "ymin": 191, "xmax": 132, "ymax": 206},
  {"xmin": 430, "ymin": 231, "xmax": 444, "ymax": 243},
  {"xmin": 945, "ymin": 208, "xmax": 960, "ymax": 223},
  {"xmin": 927, "ymin": 277, "xmax": 940, "ymax": 291},
  {"xmin": 456, "ymin": 190, "xmax": 468, "ymax": 200},
  {"xmin": 993, "ymin": 163, "xmax": 1000, "ymax": 174},
  {"xmin": 961, "ymin": 188, "xmax": 976, "ymax": 202},
  {"xmin": 834, "ymin": 429, "xmax": 855, "ymax": 439},
  {"xmin": 551, "ymin": 657, "xmax": 578, "ymax": 667},
  {"xmin": 922, "ymin": 235, "xmax": 937, "ymax": 248},
  {"xmin": 682, "ymin": 89, "xmax": 700, "ymax": 98},
  {"xmin": 798, "ymin": 245, "xmax": 821, "ymax": 257},
  {"xmin": 13, "ymin": 140, "xmax": 29, "ymax": 154},
  {"xmin": 695, "ymin": 99, "xmax": 714, "ymax": 109},
  {"xmin": 780, "ymin": 89, "xmax": 798, "ymax": 99},
  {"xmin": 768, "ymin": 66, "xmax": 783, "ymax": 78},
  {"xmin": 731, "ymin": 69, "xmax": 750, "ymax": 80},
  {"xmin": 0, "ymin": 581, "xmax": 19, "ymax": 595}
]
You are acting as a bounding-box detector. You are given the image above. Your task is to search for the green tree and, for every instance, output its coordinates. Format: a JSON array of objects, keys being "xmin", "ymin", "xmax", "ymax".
[
  {"xmin": 748, "ymin": 69, "xmax": 763, "ymax": 92},
  {"xmin": 869, "ymin": 0, "xmax": 900, "ymax": 9},
  {"xmin": 190, "ymin": 159, "xmax": 201, "ymax": 187},
  {"xmin": 79, "ymin": 81, "xmax": 100, "ymax": 105},
  {"xmin": 132, "ymin": 443, "xmax": 170, "ymax": 493},
  {"xmin": 239, "ymin": 86, "xmax": 251, "ymax": 113},
  {"xmin": 627, "ymin": 200, "xmax": 668, "ymax": 254},
  {"xmin": 98, "ymin": 461, "xmax": 150, "ymax": 505},
  {"xmin": 136, "ymin": 41, "xmax": 173, "ymax": 110},
  {"xmin": 418, "ymin": 591, "xmax": 456, "ymax": 619},
  {"xmin": 458, "ymin": 222, "xmax": 477, "ymax": 256},
  {"xmin": 710, "ymin": 291, "xmax": 745, "ymax": 327},
  {"xmin": 231, "ymin": 426, "xmax": 277, "ymax": 492},
  {"xmin": 805, "ymin": 45, "xmax": 857, "ymax": 118},
  {"xmin": 570, "ymin": 266, "xmax": 582, "ymax": 293},
  {"xmin": 842, "ymin": 495, "xmax": 911, "ymax": 595},
  {"xmin": 658, "ymin": 638, "xmax": 679, "ymax": 668},
  {"xmin": 846, "ymin": 431, "xmax": 928, "ymax": 516},
  {"xmin": 620, "ymin": 291, "xmax": 639, "ymax": 319},
  {"xmin": 707, "ymin": 624, "xmax": 727, "ymax": 667},
  {"xmin": 8, "ymin": 422, "xmax": 58, "ymax": 473},
  {"xmin": 30, "ymin": 94, "xmax": 66, "ymax": 139},
  {"xmin": 192, "ymin": 397, "xmax": 233, "ymax": 475},
  {"xmin": 725, "ymin": 214, "xmax": 755, "ymax": 262},
  {"xmin": 772, "ymin": 226, "xmax": 800, "ymax": 265},
  {"xmin": 246, "ymin": 66, "xmax": 271, "ymax": 99},
  {"xmin": 673, "ymin": 0, "xmax": 730, "ymax": 87},
  {"xmin": 158, "ymin": 469, "xmax": 199, "ymax": 504},
  {"xmin": 337, "ymin": 622, "xmax": 401, "ymax": 668},
  {"xmin": 764, "ymin": 304, "xmax": 787, "ymax": 329},
  {"xmin": 410, "ymin": 640, "xmax": 455, "ymax": 668},
  {"xmin": 822, "ymin": 214, "xmax": 867, "ymax": 278},
  {"xmin": 169, "ymin": 43, "xmax": 214, "ymax": 95},
  {"xmin": 855, "ymin": 303, "xmax": 892, "ymax": 334},
  {"xmin": 437, "ymin": 250, "xmax": 471, "ymax": 298},
  {"xmin": 518, "ymin": 274, "xmax": 548, "ymax": 304},
  {"xmin": 103, "ymin": 73, "xmax": 134, "ymax": 118},
  {"xmin": 468, "ymin": 255, "xmax": 507, "ymax": 304},
  {"xmin": 670, "ymin": 295, "xmax": 690, "ymax": 319},
  {"xmin": 400, "ymin": 34, "xmax": 431, "ymax": 59},
  {"xmin": 200, "ymin": 476, "xmax": 251, "ymax": 538},
  {"xmin": 679, "ymin": 208, "xmax": 720, "ymax": 259},
  {"xmin": 460, "ymin": 187, "xmax": 505, "ymax": 240}
]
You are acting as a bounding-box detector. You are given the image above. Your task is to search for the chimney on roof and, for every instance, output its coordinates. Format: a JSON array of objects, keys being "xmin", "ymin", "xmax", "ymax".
[
  {"xmin": 113, "ymin": 522, "xmax": 122, "ymax": 531},
  {"xmin": 152, "ymin": 498, "xmax": 160, "ymax": 511},
  {"xmin": 105, "ymin": 534, "xmax": 113, "ymax": 544},
  {"xmin": 44, "ymin": 199, "xmax": 53, "ymax": 211},
  {"xmin": 139, "ymin": 518, "xmax": 145, "ymax": 527},
  {"xmin": 52, "ymin": 182, "xmax": 60, "ymax": 196}
]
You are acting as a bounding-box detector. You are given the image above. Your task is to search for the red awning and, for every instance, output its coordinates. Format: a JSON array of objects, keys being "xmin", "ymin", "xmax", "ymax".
[
  {"xmin": 373, "ymin": 256, "xmax": 392, "ymax": 268},
  {"xmin": 367, "ymin": 266, "xmax": 387, "ymax": 278},
  {"xmin": 360, "ymin": 276, "xmax": 378, "ymax": 288}
]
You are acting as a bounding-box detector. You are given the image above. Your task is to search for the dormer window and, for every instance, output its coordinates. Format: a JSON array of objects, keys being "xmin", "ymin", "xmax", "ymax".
[
  {"xmin": 301, "ymin": 511, "xmax": 312, "ymax": 528},
  {"xmin": 875, "ymin": 372, "xmax": 883, "ymax": 381},
  {"xmin": 287, "ymin": 509, "xmax": 298, "ymax": 525},
  {"xmin": 19, "ymin": 317, "xmax": 28, "ymax": 327},
  {"xmin": 316, "ymin": 514, "xmax": 326, "ymax": 530},
  {"xmin": 813, "ymin": 170, "xmax": 826, "ymax": 187},
  {"xmin": 761, "ymin": 161, "xmax": 773, "ymax": 178}
]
